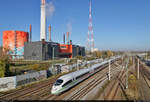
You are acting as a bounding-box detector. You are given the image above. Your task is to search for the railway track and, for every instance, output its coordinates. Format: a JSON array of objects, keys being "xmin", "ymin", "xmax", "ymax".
[
  {"xmin": 138, "ymin": 60, "xmax": 150, "ymax": 100},
  {"xmin": 1, "ymin": 62, "xmax": 96, "ymax": 100},
  {"xmin": 111, "ymin": 70, "xmax": 126, "ymax": 99},
  {"xmin": 62, "ymin": 64, "xmax": 122, "ymax": 100},
  {"xmin": 41, "ymin": 63, "xmax": 119, "ymax": 100},
  {"xmin": 41, "ymin": 65, "xmax": 108, "ymax": 100},
  {"xmin": 103, "ymin": 64, "xmax": 125, "ymax": 100},
  {"xmin": 17, "ymin": 84, "xmax": 51, "ymax": 100},
  {"xmin": 43, "ymin": 61, "xmax": 123, "ymax": 100},
  {"xmin": 0, "ymin": 60, "xmax": 122, "ymax": 100},
  {"xmin": 0, "ymin": 77, "xmax": 58, "ymax": 100},
  {"xmin": 140, "ymin": 61, "xmax": 150, "ymax": 88}
]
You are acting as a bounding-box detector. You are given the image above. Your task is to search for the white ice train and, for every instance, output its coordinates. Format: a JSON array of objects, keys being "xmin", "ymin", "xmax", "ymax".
[{"xmin": 51, "ymin": 56, "xmax": 121, "ymax": 95}]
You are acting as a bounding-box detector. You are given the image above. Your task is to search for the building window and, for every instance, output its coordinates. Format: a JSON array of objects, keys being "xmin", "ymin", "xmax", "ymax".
[{"xmin": 60, "ymin": 46, "xmax": 66, "ymax": 49}]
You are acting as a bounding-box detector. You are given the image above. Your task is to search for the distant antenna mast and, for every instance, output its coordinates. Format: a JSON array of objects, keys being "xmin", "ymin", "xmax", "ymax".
[{"xmin": 87, "ymin": 0, "xmax": 94, "ymax": 52}]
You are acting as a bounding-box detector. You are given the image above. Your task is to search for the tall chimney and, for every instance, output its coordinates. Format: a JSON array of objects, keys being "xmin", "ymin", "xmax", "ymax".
[
  {"xmin": 40, "ymin": 0, "xmax": 46, "ymax": 41},
  {"xmin": 30, "ymin": 24, "xmax": 32, "ymax": 42},
  {"xmin": 49, "ymin": 25, "xmax": 51, "ymax": 41},
  {"xmin": 67, "ymin": 32, "xmax": 69, "ymax": 45},
  {"xmin": 63, "ymin": 33, "xmax": 65, "ymax": 44},
  {"xmin": 70, "ymin": 40, "xmax": 72, "ymax": 45}
]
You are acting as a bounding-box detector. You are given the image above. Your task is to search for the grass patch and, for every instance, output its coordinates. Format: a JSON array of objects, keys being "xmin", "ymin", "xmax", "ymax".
[
  {"xmin": 9, "ymin": 59, "xmax": 65, "ymax": 75},
  {"xmin": 125, "ymin": 74, "xmax": 139, "ymax": 100}
]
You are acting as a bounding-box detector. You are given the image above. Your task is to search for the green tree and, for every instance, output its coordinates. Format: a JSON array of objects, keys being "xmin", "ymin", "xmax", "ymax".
[
  {"xmin": 0, "ymin": 46, "xmax": 11, "ymax": 77},
  {"xmin": 0, "ymin": 60, "xmax": 5, "ymax": 77},
  {"xmin": 0, "ymin": 46, "xmax": 2, "ymax": 57}
]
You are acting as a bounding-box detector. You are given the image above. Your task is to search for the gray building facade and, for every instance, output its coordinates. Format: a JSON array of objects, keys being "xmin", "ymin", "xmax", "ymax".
[{"xmin": 24, "ymin": 41, "xmax": 59, "ymax": 60}]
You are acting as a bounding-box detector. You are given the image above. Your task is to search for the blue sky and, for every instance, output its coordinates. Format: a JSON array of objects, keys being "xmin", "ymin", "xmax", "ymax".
[{"xmin": 0, "ymin": 0, "xmax": 150, "ymax": 51}]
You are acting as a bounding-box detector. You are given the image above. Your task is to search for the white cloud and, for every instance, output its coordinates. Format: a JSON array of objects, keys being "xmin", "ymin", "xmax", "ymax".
[
  {"xmin": 46, "ymin": 1, "xmax": 55, "ymax": 18},
  {"xmin": 67, "ymin": 21, "xmax": 72, "ymax": 34}
]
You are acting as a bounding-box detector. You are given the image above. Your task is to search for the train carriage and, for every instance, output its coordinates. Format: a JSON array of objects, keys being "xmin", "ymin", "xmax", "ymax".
[{"xmin": 51, "ymin": 56, "xmax": 121, "ymax": 95}]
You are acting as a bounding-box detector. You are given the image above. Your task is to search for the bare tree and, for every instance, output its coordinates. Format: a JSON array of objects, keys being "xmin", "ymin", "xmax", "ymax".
[{"xmin": 107, "ymin": 50, "xmax": 113, "ymax": 58}]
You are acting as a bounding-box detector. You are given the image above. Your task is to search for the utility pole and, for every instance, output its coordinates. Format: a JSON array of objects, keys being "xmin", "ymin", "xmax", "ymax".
[
  {"xmin": 52, "ymin": 47, "xmax": 55, "ymax": 60},
  {"xmin": 77, "ymin": 60, "xmax": 79, "ymax": 70},
  {"xmin": 125, "ymin": 58, "xmax": 129, "ymax": 89},
  {"xmin": 138, "ymin": 58, "xmax": 139, "ymax": 80},
  {"xmin": 122, "ymin": 56, "xmax": 123, "ymax": 69},
  {"xmin": 52, "ymin": 47, "xmax": 55, "ymax": 74},
  {"xmin": 109, "ymin": 60, "xmax": 111, "ymax": 80},
  {"xmin": 146, "ymin": 53, "xmax": 148, "ymax": 60}
]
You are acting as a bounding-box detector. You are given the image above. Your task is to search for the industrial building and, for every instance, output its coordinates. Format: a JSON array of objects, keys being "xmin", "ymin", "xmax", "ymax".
[
  {"xmin": 24, "ymin": 40, "xmax": 85, "ymax": 60},
  {"xmin": 59, "ymin": 44, "xmax": 85, "ymax": 58},
  {"xmin": 2, "ymin": 0, "xmax": 85, "ymax": 60},
  {"xmin": 3, "ymin": 31, "xmax": 29, "ymax": 59},
  {"xmin": 24, "ymin": 41, "xmax": 59, "ymax": 60},
  {"xmin": 2, "ymin": 30, "xmax": 85, "ymax": 60}
]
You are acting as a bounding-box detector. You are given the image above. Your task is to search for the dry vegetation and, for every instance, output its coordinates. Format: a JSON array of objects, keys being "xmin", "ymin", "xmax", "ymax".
[{"xmin": 125, "ymin": 74, "xmax": 139, "ymax": 100}]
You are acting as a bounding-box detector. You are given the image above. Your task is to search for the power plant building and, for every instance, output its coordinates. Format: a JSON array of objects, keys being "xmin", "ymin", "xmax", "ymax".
[
  {"xmin": 24, "ymin": 41, "xmax": 85, "ymax": 60},
  {"xmin": 24, "ymin": 41, "xmax": 59, "ymax": 60},
  {"xmin": 2, "ymin": 0, "xmax": 85, "ymax": 60},
  {"xmin": 59, "ymin": 44, "xmax": 85, "ymax": 58},
  {"xmin": 3, "ymin": 31, "xmax": 29, "ymax": 58}
]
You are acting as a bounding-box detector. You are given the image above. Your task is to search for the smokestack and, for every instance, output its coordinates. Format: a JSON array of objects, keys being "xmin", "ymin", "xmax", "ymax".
[
  {"xmin": 49, "ymin": 25, "xmax": 51, "ymax": 41},
  {"xmin": 67, "ymin": 32, "xmax": 69, "ymax": 45},
  {"xmin": 40, "ymin": 0, "xmax": 46, "ymax": 41},
  {"xmin": 30, "ymin": 24, "xmax": 32, "ymax": 42},
  {"xmin": 70, "ymin": 40, "xmax": 72, "ymax": 45},
  {"xmin": 42, "ymin": 0, "xmax": 45, "ymax": 5},
  {"xmin": 63, "ymin": 33, "xmax": 65, "ymax": 44}
]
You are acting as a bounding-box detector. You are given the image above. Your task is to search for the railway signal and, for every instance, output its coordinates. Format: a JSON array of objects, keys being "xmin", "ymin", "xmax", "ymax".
[
  {"xmin": 138, "ymin": 58, "xmax": 139, "ymax": 80},
  {"xmin": 106, "ymin": 72, "xmax": 109, "ymax": 80},
  {"xmin": 109, "ymin": 60, "xmax": 111, "ymax": 80}
]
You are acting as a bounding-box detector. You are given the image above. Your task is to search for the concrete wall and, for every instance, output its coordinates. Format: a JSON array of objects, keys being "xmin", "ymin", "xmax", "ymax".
[
  {"xmin": 16, "ymin": 70, "xmax": 47, "ymax": 86},
  {"xmin": 0, "ymin": 76, "xmax": 16, "ymax": 91},
  {"xmin": 0, "ymin": 70, "xmax": 47, "ymax": 92}
]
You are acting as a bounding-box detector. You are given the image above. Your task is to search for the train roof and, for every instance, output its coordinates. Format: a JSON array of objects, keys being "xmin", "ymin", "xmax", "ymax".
[
  {"xmin": 57, "ymin": 56, "xmax": 121, "ymax": 83},
  {"xmin": 58, "ymin": 68, "xmax": 89, "ymax": 82},
  {"xmin": 58, "ymin": 62, "xmax": 107, "ymax": 82}
]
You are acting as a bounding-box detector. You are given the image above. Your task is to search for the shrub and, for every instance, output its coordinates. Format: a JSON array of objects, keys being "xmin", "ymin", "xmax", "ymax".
[{"xmin": 0, "ymin": 58, "xmax": 10, "ymax": 77}]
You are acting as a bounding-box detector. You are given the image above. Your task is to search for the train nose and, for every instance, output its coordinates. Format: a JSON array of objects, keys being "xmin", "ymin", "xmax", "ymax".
[{"xmin": 51, "ymin": 86, "xmax": 57, "ymax": 94}]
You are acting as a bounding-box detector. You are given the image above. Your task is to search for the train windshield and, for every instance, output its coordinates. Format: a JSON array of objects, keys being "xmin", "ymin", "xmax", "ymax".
[{"xmin": 54, "ymin": 79, "xmax": 63, "ymax": 86}]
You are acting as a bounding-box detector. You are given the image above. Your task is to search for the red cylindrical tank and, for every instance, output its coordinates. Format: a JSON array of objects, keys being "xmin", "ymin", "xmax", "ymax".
[{"xmin": 3, "ymin": 31, "xmax": 29, "ymax": 58}]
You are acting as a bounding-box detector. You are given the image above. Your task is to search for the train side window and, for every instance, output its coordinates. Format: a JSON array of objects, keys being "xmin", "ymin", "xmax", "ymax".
[
  {"xmin": 76, "ymin": 72, "xmax": 89, "ymax": 80},
  {"xmin": 62, "ymin": 80, "xmax": 72, "ymax": 87}
]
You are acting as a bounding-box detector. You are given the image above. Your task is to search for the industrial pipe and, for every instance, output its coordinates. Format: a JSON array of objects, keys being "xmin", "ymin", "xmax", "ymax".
[
  {"xmin": 49, "ymin": 25, "xmax": 51, "ymax": 41},
  {"xmin": 67, "ymin": 32, "xmax": 69, "ymax": 45},
  {"xmin": 63, "ymin": 33, "xmax": 65, "ymax": 44},
  {"xmin": 30, "ymin": 24, "xmax": 32, "ymax": 42}
]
